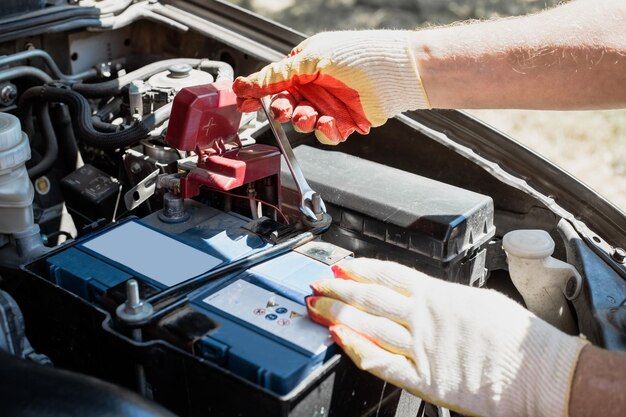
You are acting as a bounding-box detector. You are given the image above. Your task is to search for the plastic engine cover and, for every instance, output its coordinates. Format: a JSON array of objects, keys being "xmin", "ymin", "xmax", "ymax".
[{"xmin": 281, "ymin": 145, "xmax": 496, "ymax": 285}]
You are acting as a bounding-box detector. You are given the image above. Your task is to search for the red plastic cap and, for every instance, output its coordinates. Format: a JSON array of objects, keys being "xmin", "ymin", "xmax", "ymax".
[{"xmin": 165, "ymin": 80, "xmax": 242, "ymax": 151}]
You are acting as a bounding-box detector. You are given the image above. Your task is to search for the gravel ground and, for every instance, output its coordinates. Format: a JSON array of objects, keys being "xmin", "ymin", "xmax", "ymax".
[{"xmin": 227, "ymin": 0, "xmax": 626, "ymax": 212}]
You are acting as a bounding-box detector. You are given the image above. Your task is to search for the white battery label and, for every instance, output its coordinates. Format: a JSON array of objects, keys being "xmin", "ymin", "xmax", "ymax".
[
  {"xmin": 203, "ymin": 280, "xmax": 332, "ymax": 355},
  {"xmin": 83, "ymin": 221, "xmax": 223, "ymax": 286}
]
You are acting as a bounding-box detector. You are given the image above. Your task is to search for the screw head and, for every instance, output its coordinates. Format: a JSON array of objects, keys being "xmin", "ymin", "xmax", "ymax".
[{"xmin": 612, "ymin": 247, "xmax": 626, "ymax": 263}]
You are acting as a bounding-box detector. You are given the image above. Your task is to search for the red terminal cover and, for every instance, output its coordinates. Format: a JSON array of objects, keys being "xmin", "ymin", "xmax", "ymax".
[
  {"xmin": 165, "ymin": 80, "xmax": 282, "ymax": 197},
  {"xmin": 165, "ymin": 80, "xmax": 242, "ymax": 152}
]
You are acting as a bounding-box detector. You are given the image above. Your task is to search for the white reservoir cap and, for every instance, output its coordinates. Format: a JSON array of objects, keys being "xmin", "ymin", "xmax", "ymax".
[
  {"xmin": 147, "ymin": 68, "xmax": 214, "ymax": 90},
  {"xmin": 0, "ymin": 113, "xmax": 24, "ymax": 151},
  {"xmin": 502, "ymin": 229, "xmax": 555, "ymax": 259},
  {"xmin": 0, "ymin": 113, "xmax": 30, "ymax": 174}
]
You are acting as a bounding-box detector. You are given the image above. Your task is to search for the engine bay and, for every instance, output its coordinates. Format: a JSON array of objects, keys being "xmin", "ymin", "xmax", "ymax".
[{"xmin": 0, "ymin": 2, "xmax": 625, "ymax": 417}]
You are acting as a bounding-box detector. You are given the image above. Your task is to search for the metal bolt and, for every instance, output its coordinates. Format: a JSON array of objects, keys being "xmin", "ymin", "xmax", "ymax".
[
  {"xmin": 95, "ymin": 62, "xmax": 112, "ymax": 78},
  {"xmin": 120, "ymin": 279, "xmax": 150, "ymax": 396},
  {"xmin": 311, "ymin": 193, "xmax": 322, "ymax": 217},
  {"xmin": 116, "ymin": 279, "xmax": 154, "ymax": 324},
  {"xmin": 125, "ymin": 279, "xmax": 142, "ymax": 311},
  {"xmin": 611, "ymin": 247, "xmax": 626, "ymax": 263},
  {"xmin": 302, "ymin": 194, "xmax": 332, "ymax": 228},
  {"xmin": 0, "ymin": 83, "xmax": 17, "ymax": 106}
]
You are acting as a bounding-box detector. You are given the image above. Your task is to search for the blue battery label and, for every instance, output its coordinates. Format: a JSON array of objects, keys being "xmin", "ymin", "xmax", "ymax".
[{"xmin": 203, "ymin": 280, "xmax": 332, "ymax": 355}]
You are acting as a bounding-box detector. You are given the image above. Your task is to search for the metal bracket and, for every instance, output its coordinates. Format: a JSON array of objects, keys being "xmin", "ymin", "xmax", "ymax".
[
  {"xmin": 123, "ymin": 169, "xmax": 159, "ymax": 211},
  {"xmin": 294, "ymin": 241, "xmax": 353, "ymax": 266}
]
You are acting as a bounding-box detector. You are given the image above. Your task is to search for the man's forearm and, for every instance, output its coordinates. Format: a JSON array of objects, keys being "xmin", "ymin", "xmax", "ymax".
[
  {"xmin": 412, "ymin": 0, "xmax": 626, "ymax": 110},
  {"xmin": 569, "ymin": 345, "xmax": 626, "ymax": 417}
]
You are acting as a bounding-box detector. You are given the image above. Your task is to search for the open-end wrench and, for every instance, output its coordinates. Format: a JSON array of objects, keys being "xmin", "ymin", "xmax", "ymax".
[{"xmin": 259, "ymin": 97, "xmax": 326, "ymax": 222}]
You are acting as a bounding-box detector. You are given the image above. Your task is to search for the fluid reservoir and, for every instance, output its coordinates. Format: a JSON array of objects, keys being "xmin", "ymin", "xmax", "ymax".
[{"xmin": 0, "ymin": 113, "xmax": 34, "ymax": 234}]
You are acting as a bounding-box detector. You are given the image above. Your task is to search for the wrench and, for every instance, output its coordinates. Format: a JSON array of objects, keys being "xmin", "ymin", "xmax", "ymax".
[{"xmin": 259, "ymin": 97, "xmax": 326, "ymax": 222}]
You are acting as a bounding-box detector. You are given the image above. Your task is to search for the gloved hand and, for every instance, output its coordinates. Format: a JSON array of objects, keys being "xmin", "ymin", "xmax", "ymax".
[
  {"xmin": 233, "ymin": 30, "xmax": 431, "ymax": 145},
  {"xmin": 307, "ymin": 258, "xmax": 588, "ymax": 417}
]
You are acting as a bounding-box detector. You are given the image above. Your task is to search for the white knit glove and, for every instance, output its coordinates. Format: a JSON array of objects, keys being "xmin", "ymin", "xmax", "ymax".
[
  {"xmin": 233, "ymin": 30, "xmax": 430, "ymax": 144},
  {"xmin": 307, "ymin": 258, "xmax": 588, "ymax": 417}
]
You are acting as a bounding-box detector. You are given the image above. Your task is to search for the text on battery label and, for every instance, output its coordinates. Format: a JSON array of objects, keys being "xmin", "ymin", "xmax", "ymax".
[{"xmin": 203, "ymin": 280, "xmax": 332, "ymax": 355}]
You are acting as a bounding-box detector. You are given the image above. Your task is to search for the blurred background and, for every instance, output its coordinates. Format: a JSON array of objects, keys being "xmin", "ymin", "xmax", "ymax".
[{"xmin": 226, "ymin": 0, "xmax": 626, "ymax": 212}]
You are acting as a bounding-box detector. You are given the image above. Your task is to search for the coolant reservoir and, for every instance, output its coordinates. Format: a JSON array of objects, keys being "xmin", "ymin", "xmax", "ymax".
[
  {"xmin": 0, "ymin": 113, "xmax": 34, "ymax": 234},
  {"xmin": 503, "ymin": 229, "xmax": 581, "ymax": 334}
]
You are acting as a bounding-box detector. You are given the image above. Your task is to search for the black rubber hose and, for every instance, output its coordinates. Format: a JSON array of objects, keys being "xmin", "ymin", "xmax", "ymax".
[
  {"xmin": 94, "ymin": 97, "xmax": 123, "ymax": 121},
  {"xmin": 92, "ymin": 117, "xmax": 123, "ymax": 133},
  {"xmin": 92, "ymin": 97, "xmax": 124, "ymax": 133},
  {"xmin": 20, "ymin": 86, "xmax": 149, "ymax": 150},
  {"xmin": 49, "ymin": 103, "xmax": 80, "ymax": 173},
  {"xmin": 72, "ymin": 58, "xmax": 235, "ymax": 98},
  {"xmin": 27, "ymin": 104, "xmax": 58, "ymax": 179}
]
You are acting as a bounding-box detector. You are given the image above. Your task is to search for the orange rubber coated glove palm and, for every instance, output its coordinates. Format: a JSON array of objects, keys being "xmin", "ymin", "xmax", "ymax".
[{"xmin": 233, "ymin": 30, "xmax": 431, "ymax": 145}]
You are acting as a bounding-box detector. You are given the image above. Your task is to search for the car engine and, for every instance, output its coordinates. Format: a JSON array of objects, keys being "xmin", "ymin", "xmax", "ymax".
[{"xmin": 0, "ymin": 2, "xmax": 624, "ymax": 417}]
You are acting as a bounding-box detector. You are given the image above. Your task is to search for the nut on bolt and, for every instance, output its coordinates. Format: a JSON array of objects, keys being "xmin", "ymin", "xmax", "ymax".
[
  {"xmin": 0, "ymin": 83, "xmax": 17, "ymax": 106},
  {"xmin": 116, "ymin": 279, "xmax": 154, "ymax": 324},
  {"xmin": 95, "ymin": 62, "xmax": 112, "ymax": 78},
  {"xmin": 611, "ymin": 247, "xmax": 626, "ymax": 264}
]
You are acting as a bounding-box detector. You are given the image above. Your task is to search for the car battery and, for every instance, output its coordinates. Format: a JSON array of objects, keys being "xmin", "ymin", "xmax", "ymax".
[
  {"xmin": 44, "ymin": 202, "xmax": 341, "ymax": 395},
  {"xmin": 20, "ymin": 193, "xmax": 489, "ymax": 417}
]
